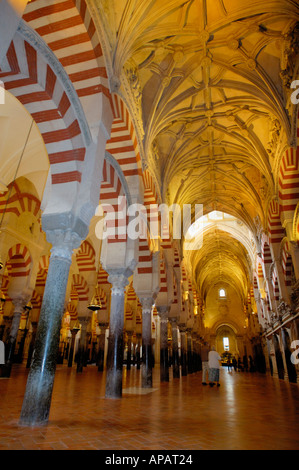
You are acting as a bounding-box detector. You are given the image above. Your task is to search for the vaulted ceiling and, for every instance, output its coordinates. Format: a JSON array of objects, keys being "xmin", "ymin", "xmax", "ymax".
[{"xmin": 91, "ymin": 0, "xmax": 299, "ymax": 299}]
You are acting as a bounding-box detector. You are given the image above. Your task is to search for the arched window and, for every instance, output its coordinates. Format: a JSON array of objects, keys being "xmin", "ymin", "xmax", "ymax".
[
  {"xmin": 219, "ymin": 288, "xmax": 226, "ymax": 298},
  {"xmin": 223, "ymin": 337, "xmax": 229, "ymax": 351}
]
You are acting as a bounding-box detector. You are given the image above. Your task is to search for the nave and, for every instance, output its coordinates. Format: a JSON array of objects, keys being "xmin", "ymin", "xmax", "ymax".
[{"xmin": 0, "ymin": 364, "xmax": 299, "ymax": 451}]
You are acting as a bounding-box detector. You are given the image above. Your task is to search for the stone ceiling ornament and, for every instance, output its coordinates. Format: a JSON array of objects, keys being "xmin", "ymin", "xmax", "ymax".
[{"xmin": 280, "ymin": 22, "xmax": 299, "ymax": 88}]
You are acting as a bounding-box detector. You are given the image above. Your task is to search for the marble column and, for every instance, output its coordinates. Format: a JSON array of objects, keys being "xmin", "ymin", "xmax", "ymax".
[
  {"xmin": 68, "ymin": 327, "xmax": 79, "ymax": 368},
  {"xmin": 179, "ymin": 326, "xmax": 187, "ymax": 376},
  {"xmin": 1, "ymin": 297, "xmax": 26, "ymax": 378},
  {"xmin": 136, "ymin": 333, "xmax": 141, "ymax": 370},
  {"xmin": 187, "ymin": 330, "xmax": 194, "ymax": 374},
  {"xmin": 126, "ymin": 331, "xmax": 133, "ymax": 370},
  {"xmin": 26, "ymin": 322, "xmax": 38, "ymax": 368},
  {"xmin": 76, "ymin": 316, "xmax": 89, "ymax": 373},
  {"xmin": 105, "ymin": 272, "xmax": 129, "ymax": 399},
  {"xmin": 140, "ymin": 297, "xmax": 154, "ymax": 388},
  {"xmin": 157, "ymin": 306, "xmax": 169, "ymax": 382},
  {"xmin": 19, "ymin": 230, "xmax": 81, "ymax": 426},
  {"xmin": 97, "ymin": 323, "xmax": 108, "ymax": 371},
  {"xmin": 170, "ymin": 318, "xmax": 180, "ymax": 378}
]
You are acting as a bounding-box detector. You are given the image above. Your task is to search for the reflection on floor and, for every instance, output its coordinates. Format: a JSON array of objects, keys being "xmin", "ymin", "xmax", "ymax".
[{"xmin": 0, "ymin": 364, "xmax": 299, "ymax": 450}]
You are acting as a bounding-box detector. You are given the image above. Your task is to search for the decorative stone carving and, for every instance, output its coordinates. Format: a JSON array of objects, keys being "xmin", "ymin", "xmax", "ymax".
[
  {"xmin": 277, "ymin": 300, "xmax": 293, "ymax": 319},
  {"xmin": 46, "ymin": 229, "xmax": 82, "ymax": 262},
  {"xmin": 280, "ymin": 22, "xmax": 299, "ymax": 88}
]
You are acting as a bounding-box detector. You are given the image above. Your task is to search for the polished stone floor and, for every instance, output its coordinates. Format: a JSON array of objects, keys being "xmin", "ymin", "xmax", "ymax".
[{"xmin": 0, "ymin": 364, "xmax": 299, "ymax": 450}]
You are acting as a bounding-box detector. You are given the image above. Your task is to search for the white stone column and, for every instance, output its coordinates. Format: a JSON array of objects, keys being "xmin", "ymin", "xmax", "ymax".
[
  {"xmin": 105, "ymin": 271, "xmax": 129, "ymax": 399},
  {"xmin": 140, "ymin": 297, "xmax": 154, "ymax": 388},
  {"xmin": 157, "ymin": 306, "xmax": 169, "ymax": 382},
  {"xmin": 19, "ymin": 229, "xmax": 81, "ymax": 426},
  {"xmin": 169, "ymin": 318, "xmax": 180, "ymax": 379},
  {"xmin": 1, "ymin": 295, "xmax": 28, "ymax": 377}
]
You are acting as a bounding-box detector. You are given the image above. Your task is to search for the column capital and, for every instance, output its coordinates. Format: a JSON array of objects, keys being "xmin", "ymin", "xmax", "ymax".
[
  {"xmin": 157, "ymin": 305, "xmax": 169, "ymax": 322},
  {"xmin": 108, "ymin": 270, "xmax": 131, "ymax": 295},
  {"xmin": 178, "ymin": 324, "xmax": 187, "ymax": 333},
  {"xmin": 139, "ymin": 297, "xmax": 154, "ymax": 311},
  {"xmin": 47, "ymin": 229, "xmax": 82, "ymax": 261},
  {"xmin": 169, "ymin": 317, "xmax": 178, "ymax": 326}
]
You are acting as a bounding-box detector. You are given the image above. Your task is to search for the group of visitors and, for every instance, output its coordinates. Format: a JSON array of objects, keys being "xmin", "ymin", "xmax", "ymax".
[
  {"xmin": 227, "ymin": 355, "xmax": 255, "ymax": 372},
  {"xmin": 201, "ymin": 343, "xmax": 257, "ymax": 387},
  {"xmin": 201, "ymin": 342, "xmax": 222, "ymax": 387}
]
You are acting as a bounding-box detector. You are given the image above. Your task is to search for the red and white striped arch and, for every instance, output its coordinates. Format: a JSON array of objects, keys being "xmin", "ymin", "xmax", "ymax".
[
  {"xmin": 6, "ymin": 244, "xmax": 31, "ymax": 278},
  {"xmin": 107, "ymin": 95, "xmax": 142, "ymax": 179},
  {"xmin": 0, "ymin": 181, "xmax": 41, "ymax": 220},
  {"xmin": 67, "ymin": 302, "xmax": 78, "ymax": 322},
  {"xmin": 137, "ymin": 239, "xmax": 153, "ymax": 275},
  {"xmin": 35, "ymin": 255, "xmax": 50, "ymax": 288},
  {"xmin": 262, "ymin": 241, "xmax": 272, "ymax": 267},
  {"xmin": 23, "ymin": 0, "xmax": 112, "ymax": 124},
  {"xmin": 281, "ymin": 240, "xmax": 293, "ymax": 288},
  {"xmin": 72, "ymin": 273, "xmax": 89, "ymax": 301},
  {"xmin": 97, "ymin": 264, "xmax": 110, "ymax": 288},
  {"xmin": 159, "ymin": 255, "xmax": 167, "ymax": 295},
  {"xmin": 267, "ymin": 198, "xmax": 284, "ymax": 245},
  {"xmin": 95, "ymin": 286, "xmax": 107, "ymax": 310},
  {"xmin": 0, "ymin": 35, "xmax": 86, "ymax": 187},
  {"xmin": 30, "ymin": 290, "xmax": 42, "ymax": 309},
  {"xmin": 279, "ymin": 147, "xmax": 299, "ymax": 223},
  {"xmin": 76, "ymin": 240, "xmax": 96, "ymax": 272},
  {"xmin": 99, "ymin": 158, "xmax": 128, "ymax": 243},
  {"xmin": 271, "ymin": 269, "xmax": 280, "ymax": 302}
]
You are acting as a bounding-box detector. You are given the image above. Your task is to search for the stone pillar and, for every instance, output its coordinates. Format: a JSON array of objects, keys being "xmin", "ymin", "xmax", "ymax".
[
  {"xmin": 140, "ymin": 297, "xmax": 154, "ymax": 388},
  {"xmin": 275, "ymin": 259, "xmax": 291, "ymax": 304},
  {"xmin": 179, "ymin": 326, "xmax": 187, "ymax": 376},
  {"xmin": 157, "ymin": 306, "xmax": 169, "ymax": 382},
  {"xmin": 1, "ymin": 297, "xmax": 27, "ymax": 378},
  {"xmin": 26, "ymin": 322, "xmax": 38, "ymax": 368},
  {"xmin": 68, "ymin": 327, "xmax": 79, "ymax": 368},
  {"xmin": 136, "ymin": 333, "xmax": 141, "ymax": 370},
  {"xmin": 170, "ymin": 318, "xmax": 180, "ymax": 378},
  {"xmin": 126, "ymin": 331, "xmax": 133, "ymax": 370},
  {"xmin": 187, "ymin": 330, "xmax": 193, "ymax": 374},
  {"xmin": 105, "ymin": 271, "xmax": 129, "ymax": 399},
  {"xmin": 19, "ymin": 229, "xmax": 81, "ymax": 426},
  {"xmin": 97, "ymin": 323, "xmax": 108, "ymax": 372},
  {"xmin": 76, "ymin": 316, "xmax": 89, "ymax": 373}
]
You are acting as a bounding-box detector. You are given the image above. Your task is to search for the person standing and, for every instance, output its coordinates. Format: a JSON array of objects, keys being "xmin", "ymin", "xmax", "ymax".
[
  {"xmin": 208, "ymin": 346, "xmax": 222, "ymax": 387},
  {"xmin": 201, "ymin": 342, "xmax": 209, "ymax": 385}
]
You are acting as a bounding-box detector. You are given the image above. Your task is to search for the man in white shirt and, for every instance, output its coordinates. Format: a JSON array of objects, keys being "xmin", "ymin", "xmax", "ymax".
[{"xmin": 208, "ymin": 347, "xmax": 222, "ymax": 387}]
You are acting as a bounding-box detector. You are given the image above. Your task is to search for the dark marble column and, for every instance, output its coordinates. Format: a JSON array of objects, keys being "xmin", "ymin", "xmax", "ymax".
[
  {"xmin": 19, "ymin": 230, "xmax": 81, "ymax": 426},
  {"xmin": 136, "ymin": 333, "xmax": 141, "ymax": 369},
  {"xmin": 187, "ymin": 330, "xmax": 193, "ymax": 374},
  {"xmin": 170, "ymin": 318, "xmax": 180, "ymax": 378},
  {"xmin": 1, "ymin": 298, "xmax": 26, "ymax": 378},
  {"xmin": 26, "ymin": 322, "xmax": 38, "ymax": 368},
  {"xmin": 97, "ymin": 323, "xmax": 108, "ymax": 371},
  {"xmin": 105, "ymin": 272, "xmax": 129, "ymax": 399},
  {"xmin": 158, "ymin": 306, "xmax": 169, "ymax": 382},
  {"xmin": 76, "ymin": 316, "xmax": 89, "ymax": 373},
  {"xmin": 140, "ymin": 297, "xmax": 154, "ymax": 388},
  {"xmin": 15, "ymin": 327, "xmax": 29, "ymax": 364},
  {"xmin": 179, "ymin": 326, "xmax": 187, "ymax": 376},
  {"xmin": 126, "ymin": 331, "xmax": 133, "ymax": 370},
  {"xmin": 68, "ymin": 327, "xmax": 79, "ymax": 368}
]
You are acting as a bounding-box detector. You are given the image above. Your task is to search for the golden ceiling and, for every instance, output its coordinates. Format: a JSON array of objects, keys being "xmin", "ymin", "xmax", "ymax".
[{"xmin": 90, "ymin": 0, "xmax": 298, "ymax": 300}]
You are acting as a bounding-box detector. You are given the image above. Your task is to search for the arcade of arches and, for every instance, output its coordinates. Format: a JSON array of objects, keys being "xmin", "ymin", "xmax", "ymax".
[{"xmin": 0, "ymin": 0, "xmax": 299, "ymax": 437}]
